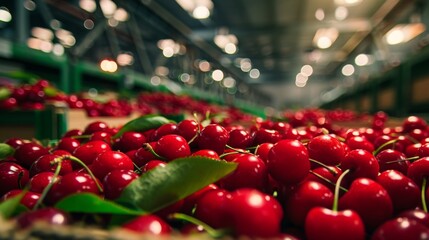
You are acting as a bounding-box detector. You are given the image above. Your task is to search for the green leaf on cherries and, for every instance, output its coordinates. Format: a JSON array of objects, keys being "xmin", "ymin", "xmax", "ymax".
[
  {"xmin": 43, "ymin": 86, "xmax": 58, "ymax": 97},
  {"xmin": 0, "ymin": 143, "xmax": 15, "ymax": 160},
  {"xmin": 112, "ymin": 114, "xmax": 173, "ymax": 139},
  {"xmin": 0, "ymin": 87, "xmax": 11, "ymax": 100},
  {"xmin": 0, "ymin": 191, "xmax": 25, "ymax": 218},
  {"xmin": 55, "ymin": 193, "xmax": 146, "ymax": 215},
  {"xmin": 115, "ymin": 156, "xmax": 237, "ymax": 212}
]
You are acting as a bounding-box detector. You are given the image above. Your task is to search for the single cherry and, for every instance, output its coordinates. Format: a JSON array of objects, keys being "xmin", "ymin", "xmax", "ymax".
[
  {"xmin": 90, "ymin": 150, "xmax": 135, "ymax": 180},
  {"xmin": 0, "ymin": 162, "xmax": 29, "ymax": 196},
  {"xmin": 197, "ymin": 124, "xmax": 229, "ymax": 155},
  {"xmin": 155, "ymin": 134, "xmax": 191, "ymax": 161},
  {"xmin": 307, "ymin": 134, "xmax": 346, "ymax": 166},
  {"xmin": 103, "ymin": 169, "xmax": 139, "ymax": 200},
  {"xmin": 14, "ymin": 142, "xmax": 49, "ymax": 169},
  {"xmin": 122, "ymin": 214, "xmax": 172, "ymax": 235}
]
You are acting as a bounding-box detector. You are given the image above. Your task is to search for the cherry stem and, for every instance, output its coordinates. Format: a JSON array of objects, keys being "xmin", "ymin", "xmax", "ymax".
[
  {"xmin": 422, "ymin": 177, "xmax": 428, "ymax": 213},
  {"xmin": 142, "ymin": 143, "xmax": 166, "ymax": 161},
  {"xmin": 309, "ymin": 170, "xmax": 348, "ymax": 193},
  {"xmin": 169, "ymin": 213, "xmax": 230, "ymax": 238},
  {"xmin": 333, "ymin": 168, "xmax": 351, "ymax": 212},
  {"xmin": 309, "ymin": 159, "xmax": 338, "ymax": 175},
  {"xmin": 33, "ymin": 159, "xmax": 62, "ymax": 210},
  {"xmin": 373, "ymin": 139, "xmax": 399, "ymax": 156},
  {"xmin": 71, "ymin": 134, "xmax": 92, "ymax": 139},
  {"xmin": 385, "ymin": 156, "xmax": 420, "ymax": 164},
  {"xmin": 225, "ymin": 145, "xmax": 250, "ymax": 154},
  {"xmin": 65, "ymin": 155, "xmax": 104, "ymax": 193}
]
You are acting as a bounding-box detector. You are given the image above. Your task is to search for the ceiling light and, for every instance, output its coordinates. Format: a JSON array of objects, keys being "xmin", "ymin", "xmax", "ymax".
[
  {"xmin": 0, "ymin": 7, "xmax": 12, "ymax": 23},
  {"xmin": 301, "ymin": 65, "xmax": 313, "ymax": 77},
  {"xmin": 100, "ymin": 59, "xmax": 118, "ymax": 73},
  {"xmin": 79, "ymin": 0, "xmax": 96, "ymax": 13},
  {"xmin": 163, "ymin": 47, "xmax": 174, "ymax": 58},
  {"xmin": 176, "ymin": 0, "xmax": 213, "ymax": 19},
  {"xmin": 83, "ymin": 19, "xmax": 94, "ymax": 29},
  {"xmin": 222, "ymin": 77, "xmax": 236, "ymax": 88},
  {"xmin": 117, "ymin": 53, "xmax": 134, "ymax": 66},
  {"xmin": 193, "ymin": 6, "xmax": 210, "ymax": 19},
  {"xmin": 113, "ymin": 8, "xmax": 128, "ymax": 22},
  {"xmin": 180, "ymin": 73, "xmax": 191, "ymax": 82},
  {"xmin": 249, "ymin": 69, "xmax": 260, "ymax": 79},
  {"xmin": 315, "ymin": 8, "xmax": 325, "ymax": 21},
  {"xmin": 334, "ymin": 0, "xmax": 362, "ymax": 6},
  {"xmin": 150, "ymin": 76, "xmax": 162, "ymax": 86},
  {"xmin": 240, "ymin": 58, "xmax": 252, "ymax": 72},
  {"xmin": 385, "ymin": 23, "xmax": 426, "ymax": 45},
  {"xmin": 31, "ymin": 27, "xmax": 53, "ymax": 41},
  {"xmin": 24, "ymin": 0, "xmax": 36, "ymax": 11},
  {"xmin": 342, "ymin": 64, "xmax": 355, "ymax": 76},
  {"xmin": 212, "ymin": 69, "xmax": 224, "ymax": 81},
  {"xmin": 335, "ymin": 6, "xmax": 348, "ymax": 21},
  {"xmin": 198, "ymin": 60, "xmax": 211, "ymax": 72},
  {"xmin": 224, "ymin": 42, "xmax": 237, "ymax": 54},
  {"xmin": 100, "ymin": 0, "xmax": 117, "ymax": 18},
  {"xmin": 52, "ymin": 44, "xmax": 64, "ymax": 56},
  {"xmin": 355, "ymin": 54, "xmax": 371, "ymax": 66},
  {"xmin": 313, "ymin": 28, "xmax": 339, "ymax": 49},
  {"xmin": 155, "ymin": 66, "xmax": 169, "ymax": 76},
  {"xmin": 296, "ymin": 73, "xmax": 308, "ymax": 83}
]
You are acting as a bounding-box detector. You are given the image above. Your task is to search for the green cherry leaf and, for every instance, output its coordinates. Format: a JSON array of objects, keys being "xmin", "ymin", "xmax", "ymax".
[
  {"xmin": 115, "ymin": 156, "xmax": 237, "ymax": 212},
  {"xmin": 112, "ymin": 114, "xmax": 173, "ymax": 139},
  {"xmin": 0, "ymin": 191, "xmax": 26, "ymax": 218},
  {"xmin": 55, "ymin": 193, "xmax": 146, "ymax": 215},
  {"xmin": 0, "ymin": 143, "xmax": 15, "ymax": 160},
  {"xmin": 0, "ymin": 88, "xmax": 11, "ymax": 101}
]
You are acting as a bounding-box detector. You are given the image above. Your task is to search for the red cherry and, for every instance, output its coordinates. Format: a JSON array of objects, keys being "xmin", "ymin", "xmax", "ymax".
[
  {"xmin": 339, "ymin": 178, "xmax": 393, "ymax": 230},
  {"xmin": 371, "ymin": 217, "xmax": 429, "ymax": 240},
  {"xmin": 419, "ymin": 143, "xmax": 429, "ymax": 158},
  {"xmin": 142, "ymin": 160, "xmax": 167, "ymax": 173},
  {"xmin": 155, "ymin": 134, "xmax": 191, "ymax": 161},
  {"xmin": 197, "ymin": 124, "xmax": 229, "ymax": 155},
  {"xmin": 307, "ymin": 134, "xmax": 346, "ymax": 166},
  {"xmin": 151, "ymin": 123, "xmax": 178, "ymax": 141},
  {"xmin": 284, "ymin": 181, "xmax": 334, "ymax": 227},
  {"xmin": 227, "ymin": 188, "xmax": 283, "ymax": 238},
  {"xmin": 14, "ymin": 142, "xmax": 50, "ymax": 169},
  {"xmin": 89, "ymin": 131, "xmax": 112, "ymax": 144},
  {"xmin": 83, "ymin": 121, "xmax": 110, "ymax": 135},
  {"xmin": 397, "ymin": 209, "xmax": 429, "ymax": 228},
  {"xmin": 252, "ymin": 128, "xmax": 282, "ymax": 145},
  {"xmin": 407, "ymin": 157, "xmax": 429, "ymax": 186},
  {"xmin": 181, "ymin": 183, "xmax": 218, "ymax": 214},
  {"xmin": 0, "ymin": 162, "xmax": 29, "ymax": 196},
  {"xmin": 267, "ymin": 139, "xmax": 310, "ymax": 185},
  {"xmin": 28, "ymin": 172, "xmax": 56, "ymax": 193},
  {"xmin": 56, "ymin": 137, "xmax": 80, "ymax": 153},
  {"xmin": 46, "ymin": 172, "xmax": 102, "ymax": 205},
  {"xmin": 228, "ymin": 129, "xmax": 252, "ymax": 149},
  {"xmin": 340, "ymin": 149, "xmax": 380, "ymax": 185},
  {"xmin": 346, "ymin": 136, "xmax": 374, "ymax": 152},
  {"xmin": 4, "ymin": 138, "xmax": 26, "ymax": 149},
  {"xmin": 112, "ymin": 131, "xmax": 146, "ymax": 153},
  {"xmin": 191, "ymin": 149, "xmax": 220, "ymax": 159},
  {"xmin": 103, "ymin": 169, "xmax": 139, "ymax": 200},
  {"xmin": 193, "ymin": 189, "xmax": 231, "ymax": 229},
  {"xmin": 376, "ymin": 149, "xmax": 409, "ymax": 175},
  {"xmin": 220, "ymin": 154, "xmax": 268, "ymax": 191},
  {"xmin": 176, "ymin": 119, "xmax": 201, "ymax": 142},
  {"xmin": 254, "ymin": 142, "xmax": 274, "ymax": 163},
  {"xmin": 72, "ymin": 140, "xmax": 111, "ymax": 167},
  {"xmin": 1, "ymin": 189, "xmax": 40, "ymax": 209},
  {"xmin": 402, "ymin": 116, "xmax": 428, "ymax": 133},
  {"xmin": 122, "ymin": 215, "xmax": 172, "ymax": 235},
  {"xmin": 29, "ymin": 154, "xmax": 73, "ymax": 177},
  {"xmin": 0, "ymin": 97, "xmax": 17, "ymax": 109},
  {"xmin": 62, "ymin": 129, "xmax": 82, "ymax": 138},
  {"xmin": 304, "ymin": 166, "xmax": 342, "ymax": 192},
  {"xmin": 16, "ymin": 207, "xmax": 70, "ymax": 229},
  {"xmin": 376, "ymin": 170, "xmax": 420, "ymax": 214},
  {"xmin": 305, "ymin": 207, "xmax": 365, "ymax": 240},
  {"xmin": 91, "ymin": 150, "xmax": 134, "ymax": 180},
  {"xmin": 405, "ymin": 143, "xmax": 421, "ymax": 158},
  {"xmin": 133, "ymin": 142, "xmax": 159, "ymax": 167}
]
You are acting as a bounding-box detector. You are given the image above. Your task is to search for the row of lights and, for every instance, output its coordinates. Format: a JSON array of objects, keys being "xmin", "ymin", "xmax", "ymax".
[
  {"xmin": 175, "ymin": 0, "xmax": 213, "ymax": 20},
  {"xmin": 295, "ymin": 65, "xmax": 313, "ymax": 88}
]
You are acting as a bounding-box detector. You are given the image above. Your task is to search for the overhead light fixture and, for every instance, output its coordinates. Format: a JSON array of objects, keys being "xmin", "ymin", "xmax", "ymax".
[
  {"xmin": 198, "ymin": 60, "xmax": 211, "ymax": 72},
  {"xmin": 385, "ymin": 23, "xmax": 426, "ymax": 45},
  {"xmin": 315, "ymin": 8, "xmax": 325, "ymax": 21},
  {"xmin": 240, "ymin": 58, "xmax": 252, "ymax": 72},
  {"xmin": 117, "ymin": 52, "xmax": 134, "ymax": 66},
  {"xmin": 300, "ymin": 65, "xmax": 313, "ymax": 77},
  {"xmin": 313, "ymin": 28, "xmax": 339, "ymax": 49},
  {"xmin": 214, "ymin": 30, "xmax": 238, "ymax": 54},
  {"xmin": 334, "ymin": 0, "xmax": 362, "ymax": 6},
  {"xmin": 342, "ymin": 64, "xmax": 355, "ymax": 76},
  {"xmin": 100, "ymin": 0, "xmax": 117, "ymax": 18},
  {"xmin": 176, "ymin": 0, "xmax": 213, "ymax": 19},
  {"xmin": 295, "ymin": 73, "xmax": 308, "ymax": 87},
  {"xmin": 100, "ymin": 59, "xmax": 118, "ymax": 73},
  {"xmin": 0, "ymin": 7, "xmax": 12, "ymax": 23},
  {"xmin": 355, "ymin": 54, "xmax": 372, "ymax": 66},
  {"xmin": 212, "ymin": 69, "xmax": 224, "ymax": 81},
  {"xmin": 79, "ymin": 0, "xmax": 96, "ymax": 13},
  {"xmin": 335, "ymin": 6, "xmax": 348, "ymax": 21},
  {"xmin": 249, "ymin": 69, "xmax": 260, "ymax": 79},
  {"xmin": 222, "ymin": 77, "xmax": 236, "ymax": 88}
]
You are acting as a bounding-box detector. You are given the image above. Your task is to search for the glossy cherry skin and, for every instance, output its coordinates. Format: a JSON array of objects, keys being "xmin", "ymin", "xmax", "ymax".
[
  {"xmin": 227, "ymin": 188, "xmax": 283, "ymax": 238},
  {"xmin": 371, "ymin": 217, "xmax": 429, "ymax": 240},
  {"xmin": 254, "ymin": 142, "xmax": 274, "ymax": 163},
  {"xmin": 304, "ymin": 166, "xmax": 342, "ymax": 192},
  {"xmin": 191, "ymin": 149, "xmax": 220, "ymax": 159},
  {"xmin": 29, "ymin": 154, "xmax": 73, "ymax": 177},
  {"xmin": 142, "ymin": 160, "xmax": 167, "ymax": 173},
  {"xmin": 346, "ymin": 136, "xmax": 375, "ymax": 152},
  {"xmin": 227, "ymin": 129, "xmax": 253, "ymax": 149},
  {"xmin": 305, "ymin": 207, "xmax": 365, "ymax": 240},
  {"xmin": 267, "ymin": 139, "xmax": 310, "ymax": 185},
  {"xmin": 112, "ymin": 131, "xmax": 146, "ymax": 153},
  {"xmin": 406, "ymin": 143, "xmax": 422, "ymax": 158},
  {"xmin": 340, "ymin": 149, "xmax": 380, "ymax": 185},
  {"xmin": 28, "ymin": 172, "xmax": 56, "ymax": 193},
  {"xmin": 72, "ymin": 140, "xmax": 111, "ymax": 167},
  {"xmin": 339, "ymin": 178, "xmax": 393, "ymax": 230},
  {"xmin": 197, "ymin": 124, "xmax": 230, "ymax": 155},
  {"xmin": 193, "ymin": 189, "xmax": 232, "ymax": 229},
  {"xmin": 176, "ymin": 119, "xmax": 200, "ymax": 142},
  {"xmin": 402, "ymin": 116, "xmax": 428, "ymax": 133},
  {"xmin": 376, "ymin": 170, "xmax": 420, "ymax": 214},
  {"xmin": 220, "ymin": 154, "xmax": 268, "ymax": 191},
  {"xmin": 181, "ymin": 183, "xmax": 218, "ymax": 214},
  {"xmin": 89, "ymin": 131, "xmax": 112, "ymax": 144},
  {"xmin": 90, "ymin": 150, "xmax": 135, "ymax": 180},
  {"xmin": 133, "ymin": 142, "xmax": 159, "ymax": 167},
  {"xmin": 251, "ymin": 128, "xmax": 282, "ymax": 145},
  {"xmin": 4, "ymin": 138, "xmax": 27, "ymax": 149},
  {"xmin": 82, "ymin": 121, "xmax": 110, "ymax": 135},
  {"xmin": 56, "ymin": 137, "xmax": 81, "ymax": 154},
  {"xmin": 46, "ymin": 172, "xmax": 102, "ymax": 205},
  {"xmin": 1, "ymin": 189, "xmax": 41, "ymax": 210},
  {"xmin": 14, "ymin": 142, "xmax": 50, "ymax": 169},
  {"xmin": 16, "ymin": 207, "xmax": 70, "ymax": 229},
  {"xmin": 151, "ymin": 123, "xmax": 178, "ymax": 141},
  {"xmin": 419, "ymin": 143, "xmax": 429, "ymax": 158},
  {"xmin": 0, "ymin": 162, "xmax": 29, "ymax": 196},
  {"xmin": 407, "ymin": 157, "xmax": 429, "ymax": 186},
  {"xmin": 376, "ymin": 149, "xmax": 409, "ymax": 175},
  {"xmin": 122, "ymin": 214, "xmax": 172, "ymax": 235},
  {"xmin": 307, "ymin": 134, "xmax": 346, "ymax": 166},
  {"xmin": 103, "ymin": 169, "xmax": 139, "ymax": 200},
  {"xmin": 155, "ymin": 134, "xmax": 191, "ymax": 161},
  {"xmin": 284, "ymin": 181, "xmax": 334, "ymax": 227},
  {"xmin": 398, "ymin": 209, "xmax": 429, "ymax": 228}
]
